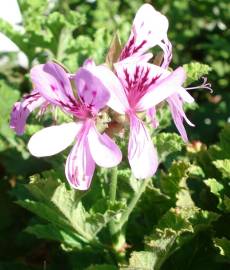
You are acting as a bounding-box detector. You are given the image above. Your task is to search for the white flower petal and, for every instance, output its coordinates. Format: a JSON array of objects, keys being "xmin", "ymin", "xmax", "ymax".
[
  {"xmin": 28, "ymin": 122, "xmax": 82, "ymax": 157},
  {"xmin": 128, "ymin": 114, "xmax": 158, "ymax": 179},
  {"xmin": 88, "ymin": 124, "xmax": 122, "ymax": 167}
]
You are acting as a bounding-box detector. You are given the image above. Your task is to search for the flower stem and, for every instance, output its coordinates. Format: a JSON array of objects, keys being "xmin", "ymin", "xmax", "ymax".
[
  {"xmin": 116, "ymin": 178, "xmax": 151, "ymax": 232},
  {"xmin": 109, "ymin": 167, "xmax": 118, "ymax": 237},
  {"xmin": 108, "ymin": 166, "xmax": 126, "ymax": 260},
  {"xmin": 109, "ymin": 166, "xmax": 118, "ymax": 204}
]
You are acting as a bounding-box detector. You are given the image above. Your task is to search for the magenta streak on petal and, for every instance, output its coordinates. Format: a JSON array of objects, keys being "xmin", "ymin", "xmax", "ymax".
[
  {"xmin": 78, "ymin": 83, "xmax": 97, "ymax": 108},
  {"xmin": 121, "ymin": 66, "xmax": 161, "ymax": 109},
  {"xmin": 58, "ymin": 98, "xmax": 94, "ymax": 120},
  {"xmin": 159, "ymin": 37, "xmax": 172, "ymax": 69},
  {"xmin": 119, "ymin": 36, "xmax": 135, "ymax": 60},
  {"xmin": 65, "ymin": 120, "xmax": 95, "ymax": 190},
  {"xmin": 132, "ymin": 40, "xmax": 147, "ymax": 54},
  {"xmin": 50, "ymin": 84, "xmax": 57, "ymax": 91},
  {"xmin": 119, "ymin": 34, "xmax": 147, "ymax": 61},
  {"xmin": 49, "ymin": 82, "xmax": 95, "ymax": 120}
]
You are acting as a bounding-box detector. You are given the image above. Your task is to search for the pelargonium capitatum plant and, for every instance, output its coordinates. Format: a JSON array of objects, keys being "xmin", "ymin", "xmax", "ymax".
[{"xmin": 10, "ymin": 4, "xmax": 207, "ymax": 191}]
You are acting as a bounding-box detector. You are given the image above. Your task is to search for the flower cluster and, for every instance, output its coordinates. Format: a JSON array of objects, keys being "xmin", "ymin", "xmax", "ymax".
[{"xmin": 10, "ymin": 4, "xmax": 194, "ymax": 190}]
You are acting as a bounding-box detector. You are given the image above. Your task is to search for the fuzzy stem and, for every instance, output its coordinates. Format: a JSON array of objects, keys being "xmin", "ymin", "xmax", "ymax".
[
  {"xmin": 109, "ymin": 166, "xmax": 118, "ymax": 204},
  {"xmin": 109, "ymin": 167, "xmax": 118, "ymax": 237},
  {"xmin": 116, "ymin": 178, "xmax": 151, "ymax": 232},
  {"xmin": 108, "ymin": 167, "xmax": 126, "ymax": 261}
]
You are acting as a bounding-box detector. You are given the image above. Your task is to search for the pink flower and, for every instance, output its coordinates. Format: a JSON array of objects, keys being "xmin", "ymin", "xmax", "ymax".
[
  {"xmin": 93, "ymin": 61, "xmax": 190, "ymax": 179},
  {"xmin": 25, "ymin": 61, "xmax": 122, "ymax": 190},
  {"xmin": 118, "ymin": 3, "xmax": 194, "ymax": 142}
]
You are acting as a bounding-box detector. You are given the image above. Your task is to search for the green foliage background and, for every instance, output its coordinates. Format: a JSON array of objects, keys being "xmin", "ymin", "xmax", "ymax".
[{"xmin": 0, "ymin": 0, "xmax": 230, "ymax": 269}]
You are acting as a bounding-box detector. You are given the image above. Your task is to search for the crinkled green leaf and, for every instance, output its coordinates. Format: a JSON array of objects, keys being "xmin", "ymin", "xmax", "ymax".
[
  {"xmin": 142, "ymin": 207, "xmax": 219, "ymax": 270},
  {"xmin": 183, "ymin": 62, "xmax": 212, "ymax": 86},
  {"xmin": 1, "ymin": 1, "xmax": 85, "ymax": 64},
  {"xmin": 160, "ymin": 161, "xmax": 189, "ymax": 198},
  {"xmin": 188, "ymin": 209, "xmax": 219, "ymax": 232},
  {"xmin": 160, "ymin": 161, "xmax": 194, "ymax": 208},
  {"xmin": 213, "ymin": 159, "xmax": 230, "ymax": 179},
  {"xmin": 204, "ymin": 178, "xmax": 224, "ymax": 208},
  {"xmin": 154, "ymin": 132, "xmax": 184, "ymax": 162},
  {"xmin": 188, "ymin": 164, "xmax": 205, "ymax": 178},
  {"xmin": 204, "ymin": 178, "xmax": 224, "ymax": 198},
  {"xmin": 204, "ymin": 178, "xmax": 230, "ymax": 213},
  {"xmin": 18, "ymin": 0, "xmax": 48, "ymax": 14},
  {"xmin": 120, "ymin": 251, "xmax": 157, "ymax": 270}
]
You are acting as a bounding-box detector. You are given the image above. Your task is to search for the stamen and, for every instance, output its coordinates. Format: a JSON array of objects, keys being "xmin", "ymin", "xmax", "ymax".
[{"xmin": 186, "ymin": 77, "xmax": 213, "ymax": 93}]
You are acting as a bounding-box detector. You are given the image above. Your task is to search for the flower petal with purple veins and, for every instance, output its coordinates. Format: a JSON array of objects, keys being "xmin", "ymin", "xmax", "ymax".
[
  {"xmin": 74, "ymin": 66, "xmax": 111, "ymax": 111},
  {"xmin": 128, "ymin": 113, "xmax": 158, "ymax": 179},
  {"xmin": 119, "ymin": 4, "xmax": 169, "ymax": 61},
  {"xmin": 30, "ymin": 62, "xmax": 77, "ymax": 111},
  {"xmin": 65, "ymin": 123, "xmax": 95, "ymax": 190},
  {"xmin": 159, "ymin": 37, "xmax": 173, "ymax": 69},
  {"xmin": 137, "ymin": 67, "xmax": 187, "ymax": 111},
  {"xmin": 115, "ymin": 62, "xmax": 167, "ymax": 110},
  {"xmin": 10, "ymin": 90, "xmax": 46, "ymax": 135},
  {"xmin": 87, "ymin": 123, "xmax": 122, "ymax": 167}
]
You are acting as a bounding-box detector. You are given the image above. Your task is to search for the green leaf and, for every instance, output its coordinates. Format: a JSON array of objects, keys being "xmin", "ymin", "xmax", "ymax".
[
  {"xmin": 18, "ymin": 0, "xmax": 48, "ymax": 14},
  {"xmin": 17, "ymin": 173, "xmax": 121, "ymax": 248},
  {"xmin": 204, "ymin": 178, "xmax": 230, "ymax": 213},
  {"xmin": 213, "ymin": 237, "xmax": 230, "ymax": 259},
  {"xmin": 204, "ymin": 178, "xmax": 224, "ymax": 197},
  {"xmin": 25, "ymin": 224, "xmax": 83, "ymax": 249},
  {"xmin": 154, "ymin": 132, "xmax": 184, "ymax": 162},
  {"xmin": 204, "ymin": 178, "xmax": 224, "ymax": 209},
  {"xmin": 183, "ymin": 62, "xmax": 212, "ymax": 86},
  {"xmin": 213, "ymin": 159, "xmax": 230, "ymax": 178},
  {"xmin": 120, "ymin": 251, "xmax": 157, "ymax": 270},
  {"xmin": 160, "ymin": 161, "xmax": 194, "ymax": 208},
  {"xmin": 188, "ymin": 209, "xmax": 219, "ymax": 232},
  {"xmin": 188, "ymin": 164, "xmax": 205, "ymax": 178},
  {"xmin": 142, "ymin": 207, "xmax": 219, "ymax": 270},
  {"xmin": 160, "ymin": 161, "xmax": 189, "ymax": 198}
]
